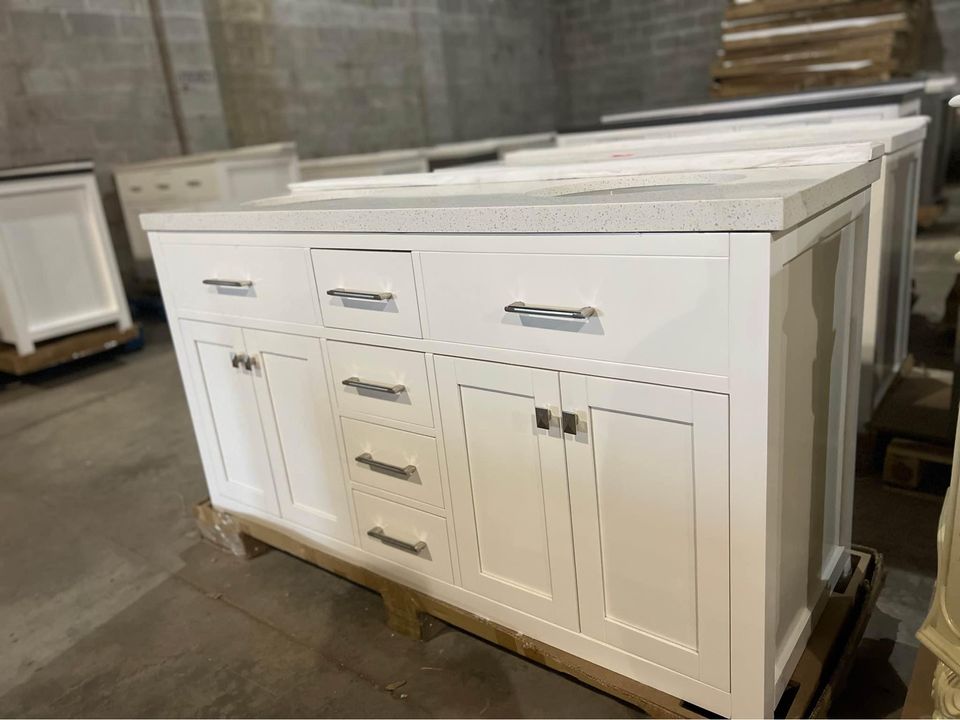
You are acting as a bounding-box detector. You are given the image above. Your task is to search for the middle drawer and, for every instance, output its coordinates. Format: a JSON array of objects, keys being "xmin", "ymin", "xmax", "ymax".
[
  {"xmin": 341, "ymin": 417, "xmax": 444, "ymax": 508},
  {"xmin": 327, "ymin": 341, "xmax": 434, "ymax": 427}
]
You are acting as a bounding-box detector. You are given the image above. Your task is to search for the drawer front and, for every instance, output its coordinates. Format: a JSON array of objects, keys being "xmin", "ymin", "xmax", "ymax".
[
  {"xmin": 420, "ymin": 252, "xmax": 729, "ymax": 375},
  {"xmin": 311, "ymin": 250, "xmax": 422, "ymax": 338},
  {"xmin": 342, "ymin": 417, "xmax": 444, "ymax": 508},
  {"xmin": 327, "ymin": 341, "xmax": 434, "ymax": 427},
  {"xmin": 163, "ymin": 243, "xmax": 316, "ymax": 325},
  {"xmin": 118, "ymin": 165, "xmax": 221, "ymax": 206},
  {"xmin": 354, "ymin": 490, "xmax": 453, "ymax": 582}
]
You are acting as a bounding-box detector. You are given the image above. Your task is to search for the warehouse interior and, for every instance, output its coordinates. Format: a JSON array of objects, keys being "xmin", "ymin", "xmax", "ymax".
[{"xmin": 3, "ymin": 1, "xmax": 960, "ymax": 718}]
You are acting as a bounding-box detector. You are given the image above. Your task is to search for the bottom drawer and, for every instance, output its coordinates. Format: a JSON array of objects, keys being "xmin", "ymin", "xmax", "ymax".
[{"xmin": 354, "ymin": 490, "xmax": 453, "ymax": 583}]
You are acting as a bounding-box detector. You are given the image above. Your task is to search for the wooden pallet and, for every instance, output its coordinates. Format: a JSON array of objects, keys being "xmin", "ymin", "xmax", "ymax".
[
  {"xmin": 883, "ymin": 437, "xmax": 954, "ymax": 491},
  {"xmin": 195, "ymin": 499, "xmax": 884, "ymax": 719},
  {"xmin": 0, "ymin": 323, "xmax": 142, "ymax": 376}
]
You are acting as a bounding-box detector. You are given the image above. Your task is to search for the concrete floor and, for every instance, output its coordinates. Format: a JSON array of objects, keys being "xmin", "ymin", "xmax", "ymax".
[{"xmin": 0, "ymin": 194, "xmax": 957, "ymax": 717}]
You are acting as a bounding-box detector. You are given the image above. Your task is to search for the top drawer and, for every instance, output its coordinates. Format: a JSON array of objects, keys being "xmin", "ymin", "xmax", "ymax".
[
  {"xmin": 311, "ymin": 250, "xmax": 422, "ymax": 338},
  {"xmin": 419, "ymin": 252, "xmax": 729, "ymax": 376},
  {"xmin": 117, "ymin": 165, "xmax": 221, "ymax": 206},
  {"xmin": 162, "ymin": 243, "xmax": 317, "ymax": 325}
]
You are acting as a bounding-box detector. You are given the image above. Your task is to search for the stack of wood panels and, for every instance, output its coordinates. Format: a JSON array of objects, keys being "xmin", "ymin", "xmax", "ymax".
[{"xmin": 712, "ymin": 0, "xmax": 929, "ymax": 98}]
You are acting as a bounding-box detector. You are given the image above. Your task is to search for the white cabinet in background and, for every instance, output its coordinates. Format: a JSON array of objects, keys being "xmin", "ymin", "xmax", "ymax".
[
  {"xmin": 115, "ymin": 143, "xmax": 299, "ymax": 279},
  {"xmin": 0, "ymin": 162, "xmax": 132, "ymax": 355}
]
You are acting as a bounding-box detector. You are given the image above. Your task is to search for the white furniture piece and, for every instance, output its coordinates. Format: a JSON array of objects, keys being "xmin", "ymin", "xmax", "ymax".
[
  {"xmin": 299, "ymin": 149, "xmax": 429, "ymax": 181},
  {"xmin": 506, "ymin": 117, "xmax": 929, "ymax": 424},
  {"xmin": 0, "ymin": 161, "xmax": 133, "ymax": 355},
  {"xmin": 144, "ymin": 158, "xmax": 880, "ymax": 717},
  {"xmin": 114, "ymin": 143, "xmax": 299, "ymax": 279},
  {"xmin": 423, "ymin": 132, "xmax": 555, "ymax": 169}
]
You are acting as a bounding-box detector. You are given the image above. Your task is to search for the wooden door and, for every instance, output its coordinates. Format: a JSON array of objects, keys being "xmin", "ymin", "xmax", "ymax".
[
  {"xmin": 243, "ymin": 330, "xmax": 353, "ymax": 542},
  {"xmin": 561, "ymin": 374, "xmax": 730, "ymax": 688},
  {"xmin": 180, "ymin": 321, "xmax": 279, "ymax": 515},
  {"xmin": 436, "ymin": 357, "xmax": 579, "ymax": 630}
]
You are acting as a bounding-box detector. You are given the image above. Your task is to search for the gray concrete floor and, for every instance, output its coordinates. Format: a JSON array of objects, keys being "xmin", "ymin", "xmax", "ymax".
[{"xmin": 1, "ymin": 192, "xmax": 958, "ymax": 717}]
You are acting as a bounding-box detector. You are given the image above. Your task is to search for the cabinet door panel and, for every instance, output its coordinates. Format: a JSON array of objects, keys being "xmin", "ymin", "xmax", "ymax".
[
  {"xmin": 180, "ymin": 321, "xmax": 278, "ymax": 514},
  {"xmin": 562, "ymin": 374, "xmax": 729, "ymax": 689},
  {"xmin": 244, "ymin": 329, "xmax": 352, "ymax": 542},
  {"xmin": 436, "ymin": 357, "xmax": 579, "ymax": 629}
]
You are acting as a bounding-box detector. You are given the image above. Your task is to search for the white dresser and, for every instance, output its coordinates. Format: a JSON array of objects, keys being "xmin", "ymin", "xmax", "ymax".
[
  {"xmin": 0, "ymin": 161, "xmax": 132, "ymax": 355},
  {"xmin": 506, "ymin": 117, "xmax": 928, "ymax": 425},
  {"xmin": 145, "ymin": 159, "xmax": 879, "ymax": 717},
  {"xmin": 114, "ymin": 143, "xmax": 299, "ymax": 279}
]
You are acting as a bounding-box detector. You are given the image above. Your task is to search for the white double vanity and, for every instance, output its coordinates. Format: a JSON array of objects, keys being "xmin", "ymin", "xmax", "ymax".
[{"xmin": 145, "ymin": 157, "xmax": 880, "ymax": 716}]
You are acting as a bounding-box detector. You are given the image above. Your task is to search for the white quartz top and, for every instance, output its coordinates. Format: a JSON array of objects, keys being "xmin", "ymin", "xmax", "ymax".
[
  {"xmin": 600, "ymin": 80, "xmax": 926, "ymax": 125},
  {"xmin": 288, "ymin": 142, "xmax": 882, "ymax": 193},
  {"xmin": 505, "ymin": 117, "xmax": 928, "ymax": 166},
  {"xmin": 142, "ymin": 160, "xmax": 880, "ymax": 235},
  {"xmin": 114, "ymin": 142, "xmax": 297, "ymax": 172},
  {"xmin": 299, "ymin": 148, "xmax": 426, "ymax": 168}
]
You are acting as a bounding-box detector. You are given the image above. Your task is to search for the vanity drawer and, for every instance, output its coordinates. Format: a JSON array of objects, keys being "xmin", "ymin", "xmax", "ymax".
[
  {"xmin": 163, "ymin": 243, "xmax": 316, "ymax": 325},
  {"xmin": 327, "ymin": 341, "xmax": 434, "ymax": 427},
  {"xmin": 354, "ymin": 490, "xmax": 453, "ymax": 583},
  {"xmin": 311, "ymin": 250, "xmax": 422, "ymax": 338},
  {"xmin": 419, "ymin": 252, "xmax": 729, "ymax": 375},
  {"xmin": 342, "ymin": 417, "xmax": 444, "ymax": 508}
]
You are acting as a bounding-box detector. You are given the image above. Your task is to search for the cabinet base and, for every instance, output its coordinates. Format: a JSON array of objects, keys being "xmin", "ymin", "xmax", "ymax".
[
  {"xmin": 0, "ymin": 323, "xmax": 142, "ymax": 376},
  {"xmin": 193, "ymin": 499, "xmax": 882, "ymax": 719}
]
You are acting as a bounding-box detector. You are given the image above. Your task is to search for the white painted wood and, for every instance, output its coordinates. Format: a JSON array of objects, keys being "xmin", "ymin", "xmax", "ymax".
[
  {"xmin": 163, "ymin": 244, "xmax": 317, "ymax": 325},
  {"xmin": 353, "ymin": 489, "xmax": 453, "ymax": 583},
  {"xmin": 419, "ymin": 252, "xmax": 728, "ymax": 375},
  {"xmin": 244, "ymin": 329, "xmax": 352, "ymax": 541},
  {"xmin": 327, "ymin": 341, "xmax": 434, "ymax": 427},
  {"xmin": 0, "ymin": 170, "xmax": 132, "ymax": 354},
  {"xmin": 341, "ymin": 417, "xmax": 444, "ymax": 509},
  {"xmin": 436, "ymin": 356, "xmax": 580, "ymax": 630},
  {"xmin": 179, "ymin": 320, "xmax": 279, "ymax": 515},
  {"xmin": 311, "ymin": 249, "xmax": 422, "ymax": 338},
  {"xmin": 562, "ymin": 373, "xmax": 730, "ymax": 688}
]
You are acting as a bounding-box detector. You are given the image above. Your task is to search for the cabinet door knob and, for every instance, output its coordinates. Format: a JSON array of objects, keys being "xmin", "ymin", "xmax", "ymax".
[
  {"xmin": 356, "ymin": 452, "xmax": 416, "ymax": 478},
  {"xmin": 230, "ymin": 352, "xmax": 243, "ymax": 369},
  {"xmin": 342, "ymin": 377, "xmax": 405, "ymax": 395},
  {"xmin": 535, "ymin": 406, "xmax": 552, "ymax": 430},
  {"xmin": 367, "ymin": 526, "xmax": 427, "ymax": 555},
  {"xmin": 561, "ymin": 410, "xmax": 579, "ymax": 435},
  {"xmin": 327, "ymin": 288, "xmax": 393, "ymax": 301},
  {"xmin": 243, "ymin": 354, "xmax": 258, "ymax": 371},
  {"xmin": 505, "ymin": 301, "xmax": 596, "ymax": 319}
]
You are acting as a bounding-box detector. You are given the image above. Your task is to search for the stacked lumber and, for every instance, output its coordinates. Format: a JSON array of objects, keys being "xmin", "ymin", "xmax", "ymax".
[{"xmin": 711, "ymin": 0, "xmax": 929, "ymax": 98}]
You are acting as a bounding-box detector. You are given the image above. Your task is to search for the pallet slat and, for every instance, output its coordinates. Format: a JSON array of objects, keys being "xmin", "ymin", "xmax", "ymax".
[{"xmin": 0, "ymin": 324, "xmax": 142, "ymax": 376}]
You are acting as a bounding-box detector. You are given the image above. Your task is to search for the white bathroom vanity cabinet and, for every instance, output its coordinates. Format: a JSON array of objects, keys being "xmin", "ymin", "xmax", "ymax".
[
  {"xmin": 0, "ymin": 161, "xmax": 132, "ymax": 356},
  {"xmin": 505, "ymin": 117, "xmax": 928, "ymax": 424},
  {"xmin": 144, "ymin": 158, "xmax": 880, "ymax": 717},
  {"xmin": 114, "ymin": 143, "xmax": 299, "ymax": 279}
]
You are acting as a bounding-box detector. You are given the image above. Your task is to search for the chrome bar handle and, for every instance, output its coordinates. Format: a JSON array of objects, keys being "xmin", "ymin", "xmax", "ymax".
[
  {"xmin": 203, "ymin": 278, "xmax": 253, "ymax": 288},
  {"xmin": 356, "ymin": 452, "xmax": 416, "ymax": 478},
  {"xmin": 327, "ymin": 288, "xmax": 393, "ymax": 301},
  {"xmin": 505, "ymin": 301, "xmax": 596, "ymax": 319},
  {"xmin": 230, "ymin": 352, "xmax": 243, "ymax": 369},
  {"xmin": 367, "ymin": 526, "xmax": 426, "ymax": 555},
  {"xmin": 342, "ymin": 377, "xmax": 406, "ymax": 395}
]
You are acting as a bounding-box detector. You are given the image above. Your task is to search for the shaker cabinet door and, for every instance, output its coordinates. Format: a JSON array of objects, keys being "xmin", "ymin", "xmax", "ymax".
[
  {"xmin": 561, "ymin": 374, "xmax": 730, "ymax": 689},
  {"xmin": 436, "ymin": 357, "xmax": 579, "ymax": 630},
  {"xmin": 180, "ymin": 321, "xmax": 279, "ymax": 515},
  {"xmin": 243, "ymin": 329, "xmax": 353, "ymax": 543}
]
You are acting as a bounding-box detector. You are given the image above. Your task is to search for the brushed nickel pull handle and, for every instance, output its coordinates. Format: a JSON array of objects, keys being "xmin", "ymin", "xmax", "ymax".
[
  {"xmin": 342, "ymin": 377, "xmax": 406, "ymax": 395},
  {"xmin": 535, "ymin": 406, "xmax": 552, "ymax": 430},
  {"xmin": 230, "ymin": 352, "xmax": 243, "ymax": 369},
  {"xmin": 203, "ymin": 278, "xmax": 253, "ymax": 288},
  {"xmin": 327, "ymin": 288, "xmax": 393, "ymax": 301},
  {"xmin": 356, "ymin": 452, "xmax": 416, "ymax": 478},
  {"xmin": 505, "ymin": 301, "xmax": 596, "ymax": 319},
  {"xmin": 562, "ymin": 410, "xmax": 579, "ymax": 435},
  {"xmin": 367, "ymin": 526, "xmax": 426, "ymax": 555}
]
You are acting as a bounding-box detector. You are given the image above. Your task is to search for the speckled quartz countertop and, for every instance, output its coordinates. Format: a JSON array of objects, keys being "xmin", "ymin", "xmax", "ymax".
[{"xmin": 142, "ymin": 159, "xmax": 880, "ymax": 235}]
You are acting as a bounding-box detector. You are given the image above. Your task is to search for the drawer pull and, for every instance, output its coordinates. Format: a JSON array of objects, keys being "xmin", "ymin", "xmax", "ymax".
[
  {"xmin": 505, "ymin": 301, "xmax": 596, "ymax": 319},
  {"xmin": 203, "ymin": 278, "xmax": 253, "ymax": 288},
  {"xmin": 342, "ymin": 377, "xmax": 406, "ymax": 395},
  {"xmin": 367, "ymin": 526, "xmax": 427, "ymax": 555},
  {"xmin": 356, "ymin": 452, "xmax": 416, "ymax": 478},
  {"xmin": 327, "ymin": 288, "xmax": 393, "ymax": 301}
]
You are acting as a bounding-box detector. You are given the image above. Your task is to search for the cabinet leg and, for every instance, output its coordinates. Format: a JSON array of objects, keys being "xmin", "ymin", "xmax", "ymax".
[{"xmin": 193, "ymin": 499, "xmax": 270, "ymax": 559}]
